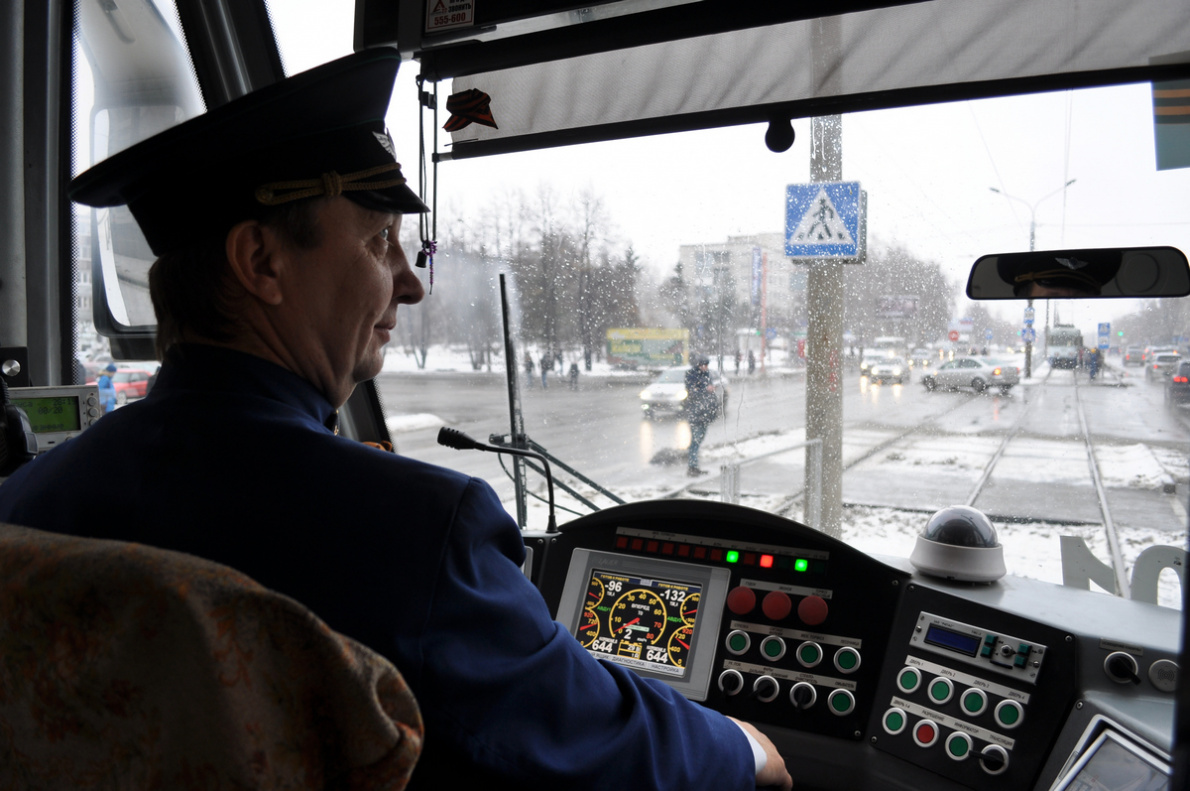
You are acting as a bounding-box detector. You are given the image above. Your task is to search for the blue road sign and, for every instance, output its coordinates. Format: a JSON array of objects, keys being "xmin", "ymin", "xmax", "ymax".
[
  {"xmin": 1023, "ymin": 328, "xmax": 1036, "ymax": 343},
  {"xmin": 985, "ymin": 329, "xmax": 994, "ymax": 341},
  {"xmin": 785, "ymin": 182, "xmax": 866, "ymax": 259},
  {"xmin": 1098, "ymin": 322, "xmax": 1110, "ymax": 337}
]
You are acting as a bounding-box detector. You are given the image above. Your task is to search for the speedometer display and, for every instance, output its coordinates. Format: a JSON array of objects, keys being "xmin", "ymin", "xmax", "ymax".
[{"xmin": 579, "ymin": 569, "xmax": 702, "ymax": 677}]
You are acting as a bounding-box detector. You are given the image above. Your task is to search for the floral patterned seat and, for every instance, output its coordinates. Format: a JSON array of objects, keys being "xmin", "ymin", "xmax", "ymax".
[{"xmin": 0, "ymin": 523, "xmax": 422, "ymax": 790}]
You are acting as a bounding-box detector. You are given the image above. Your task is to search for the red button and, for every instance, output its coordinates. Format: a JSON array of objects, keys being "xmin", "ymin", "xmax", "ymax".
[
  {"xmin": 798, "ymin": 595, "xmax": 829, "ymax": 626},
  {"xmin": 915, "ymin": 722, "xmax": 936, "ymax": 745},
  {"xmin": 762, "ymin": 591, "xmax": 792, "ymax": 621},
  {"xmin": 727, "ymin": 586, "xmax": 757, "ymax": 615}
]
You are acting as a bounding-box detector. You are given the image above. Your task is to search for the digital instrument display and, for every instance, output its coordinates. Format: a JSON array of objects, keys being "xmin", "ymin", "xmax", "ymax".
[
  {"xmin": 1054, "ymin": 729, "xmax": 1169, "ymax": 791},
  {"xmin": 578, "ymin": 569, "xmax": 701, "ymax": 677},
  {"xmin": 555, "ymin": 549, "xmax": 730, "ymax": 701},
  {"xmin": 924, "ymin": 624, "xmax": 980, "ymax": 657},
  {"xmin": 11, "ymin": 395, "xmax": 81, "ymax": 433}
]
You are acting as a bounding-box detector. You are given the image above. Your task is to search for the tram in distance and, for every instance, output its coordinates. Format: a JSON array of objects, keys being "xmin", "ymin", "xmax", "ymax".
[{"xmin": 2, "ymin": 1, "xmax": 1190, "ymax": 789}]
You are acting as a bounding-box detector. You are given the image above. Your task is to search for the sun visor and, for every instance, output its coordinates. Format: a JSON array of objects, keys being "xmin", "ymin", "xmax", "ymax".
[{"xmin": 434, "ymin": 0, "xmax": 1190, "ymax": 159}]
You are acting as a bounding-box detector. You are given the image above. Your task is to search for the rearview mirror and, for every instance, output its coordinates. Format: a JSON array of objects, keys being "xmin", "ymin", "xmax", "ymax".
[{"xmin": 966, "ymin": 246, "xmax": 1190, "ymax": 300}]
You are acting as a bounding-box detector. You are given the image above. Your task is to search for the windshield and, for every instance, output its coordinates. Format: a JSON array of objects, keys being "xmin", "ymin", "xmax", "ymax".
[
  {"xmin": 382, "ymin": 78, "xmax": 1187, "ymax": 613},
  {"xmin": 72, "ymin": 1, "xmax": 1188, "ymax": 618}
]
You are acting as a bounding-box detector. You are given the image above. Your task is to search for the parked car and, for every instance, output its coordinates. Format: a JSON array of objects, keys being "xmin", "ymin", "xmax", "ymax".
[
  {"xmin": 639, "ymin": 367, "xmax": 730, "ymax": 419},
  {"xmin": 111, "ymin": 368, "xmax": 154, "ymax": 404},
  {"xmin": 1146, "ymin": 352, "xmax": 1181, "ymax": 381},
  {"xmin": 1123, "ymin": 346, "xmax": 1144, "ymax": 366},
  {"xmin": 868, "ymin": 356, "xmax": 910, "ymax": 385},
  {"xmin": 1165, "ymin": 360, "xmax": 1190, "ymax": 408},
  {"xmin": 921, "ymin": 357, "xmax": 1020, "ymax": 393}
]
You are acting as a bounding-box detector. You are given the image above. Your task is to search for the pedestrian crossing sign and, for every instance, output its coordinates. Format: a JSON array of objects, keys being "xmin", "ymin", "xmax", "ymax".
[{"xmin": 785, "ymin": 181, "xmax": 867, "ymax": 261}]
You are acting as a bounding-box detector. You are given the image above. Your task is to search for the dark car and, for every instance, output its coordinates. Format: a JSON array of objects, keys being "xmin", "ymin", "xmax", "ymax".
[
  {"xmin": 1123, "ymin": 346, "xmax": 1144, "ymax": 366},
  {"xmin": 1166, "ymin": 360, "xmax": 1190, "ymax": 408}
]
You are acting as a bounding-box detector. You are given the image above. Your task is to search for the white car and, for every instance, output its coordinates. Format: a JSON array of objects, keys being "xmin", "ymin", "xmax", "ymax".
[
  {"xmin": 922, "ymin": 357, "xmax": 1020, "ymax": 393},
  {"xmin": 639, "ymin": 367, "xmax": 730, "ymax": 419},
  {"xmin": 868, "ymin": 357, "xmax": 910, "ymax": 384}
]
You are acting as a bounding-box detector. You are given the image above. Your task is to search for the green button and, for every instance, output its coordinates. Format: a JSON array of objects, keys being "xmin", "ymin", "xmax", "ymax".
[
  {"xmin": 980, "ymin": 645, "xmax": 993, "ymax": 657},
  {"xmin": 1018, "ymin": 643, "xmax": 1030, "ymax": 655},
  {"xmin": 899, "ymin": 670, "xmax": 918, "ymax": 690},
  {"xmin": 999, "ymin": 704, "xmax": 1021, "ymax": 725},
  {"xmin": 1013, "ymin": 655, "xmax": 1027, "ymax": 667},
  {"xmin": 838, "ymin": 650, "xmax": 858, "ymax": 670},
  {"xmin": 930, "ymin": 681, "xmax": 949, "ymax": 701},
  {"xmin": 800, "ymin": 644, "xmax": 820, "ymax": 663},
  {"xmin": 885, "ymin": 711, "xmax": 904, "ymax": 730},
  {"xmin": 963, "ymin": 692, "xmax": 983, "ymax": 713},
  {"xmin": 831, "ymin": 692, "xmax": 852, "ymax": 713},
  {"xmin": 729, "ymin": 633, "xmax": 748, "ymax": 651},
  {"xmin": 948, "ymin": 737, "xmax": 970, "ymax": 758},
  {"xmin": 764, "ymin": 639, "xmax": 783, "ymax": 657},
  {"xmin": 984, "ymin": 634, "xmax": 997, "ymax": 644}
]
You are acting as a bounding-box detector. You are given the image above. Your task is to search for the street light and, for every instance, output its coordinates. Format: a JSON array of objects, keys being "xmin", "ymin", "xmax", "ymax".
[
  {"xmin": 989, "ymin": 179, "xmax": 1076, "ymax": 252},
  {"xmin": 988, "ymin": 179, "xmax": 1077, "ymax": 378}
]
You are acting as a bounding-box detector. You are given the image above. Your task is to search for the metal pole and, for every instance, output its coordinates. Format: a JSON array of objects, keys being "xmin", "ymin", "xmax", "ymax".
[
  {"xmin": 805, "ymin": 16, "xmax": 844, "ymax": 537},
  {"xmin": 499, "ymin": 274, "xmax": 528, "ymax": 527}
]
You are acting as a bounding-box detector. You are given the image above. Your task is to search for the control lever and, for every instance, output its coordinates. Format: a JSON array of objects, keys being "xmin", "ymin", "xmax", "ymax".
[{"xmin": 438, "ymin": 427, "xmax": 558, "ymax": 533}]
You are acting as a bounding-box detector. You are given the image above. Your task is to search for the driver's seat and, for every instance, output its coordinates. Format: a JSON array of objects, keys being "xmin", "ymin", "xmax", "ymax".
[{"xmin": 0, "ymin": 523, "xmax": 423, "ymax": 790}]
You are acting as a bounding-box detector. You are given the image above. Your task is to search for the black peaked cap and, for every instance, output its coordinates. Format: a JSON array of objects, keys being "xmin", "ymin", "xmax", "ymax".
[{"xmin": 69, "ymin": 47, "xmax": 428, "ymax": 256}]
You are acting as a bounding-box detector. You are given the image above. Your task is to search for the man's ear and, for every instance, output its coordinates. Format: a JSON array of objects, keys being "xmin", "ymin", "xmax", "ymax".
[{"xmin": 225, "ymin": 219, "xmax": 285, "ymax": 306}]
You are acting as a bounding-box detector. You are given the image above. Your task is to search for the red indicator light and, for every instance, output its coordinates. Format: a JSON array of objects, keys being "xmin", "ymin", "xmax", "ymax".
[
  {"xmin": 760, "ymin": 554, "xmax": 774, "ymax": 568},
  {"xmin": 678, "ymin": 545, "xmax": 691, "ymax": 557},
  {"xmin": 743, "ymin": 552, "xmax": 757, "ymax": 565},
  {"xmin": 693, "ymin": 547, "xmax": 707, "ymax": 559},
  {"xmin": 630, "ymin": 538, "xmax": 643, "ymax": 551},
  {"xmin": 662, "ymin": 542, "xmax": 675, "ymax": 555},
  {"xmin": 615, "ymin": 536, "xmax": 629, "ymax": 549},
  {"xmin": 646, "ymin": 540, "xmax": 659, "ymax": 553},
  {"xmin": 710, "ymin": 549, "xmax": 723, "ymax": 561}
]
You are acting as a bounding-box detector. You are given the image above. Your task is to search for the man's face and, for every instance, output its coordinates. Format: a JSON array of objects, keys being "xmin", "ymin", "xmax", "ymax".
[{"xmin": 275, "ymin": 197, "xmax": 424, "ymax": 405}]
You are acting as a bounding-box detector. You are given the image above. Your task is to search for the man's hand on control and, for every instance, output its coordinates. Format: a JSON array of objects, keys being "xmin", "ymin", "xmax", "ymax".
[{"xmin": 729, "ymin": 717, "xmax": 793, "ymax": 790}]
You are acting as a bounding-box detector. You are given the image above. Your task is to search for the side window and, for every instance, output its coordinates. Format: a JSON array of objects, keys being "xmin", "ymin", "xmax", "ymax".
[{"xmin": 74, "ymin": 0, "xmax": 205, "ymax": 359}]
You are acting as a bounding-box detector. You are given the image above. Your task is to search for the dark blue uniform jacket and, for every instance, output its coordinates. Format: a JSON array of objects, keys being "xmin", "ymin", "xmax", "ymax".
[{"xmin": 0, "ymin": 344, "xmax": 754, "ymax": 791}]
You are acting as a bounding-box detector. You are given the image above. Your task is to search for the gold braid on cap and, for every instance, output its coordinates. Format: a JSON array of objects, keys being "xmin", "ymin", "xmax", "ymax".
[{"xmin": 254, "ymin": 162, "xmax": 406, "ymax": 206}]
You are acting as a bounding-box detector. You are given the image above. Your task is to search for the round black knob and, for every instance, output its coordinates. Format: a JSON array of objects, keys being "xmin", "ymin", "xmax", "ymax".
[
  {"xmin": 1105, "ymin": 651, "xmax": 1141, "ymax": 685},
  {"xmin": 789, "ymin": 682, "xmax": 816, "ymax": 710},
  {"xmin": 718, "ymin": 669, "xmax": 744, "ymax": 696}
]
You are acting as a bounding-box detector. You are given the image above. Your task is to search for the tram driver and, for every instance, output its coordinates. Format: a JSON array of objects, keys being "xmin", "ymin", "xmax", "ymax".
[{"xmin": 0, "ymin": 50, "xmax": 792, "ymax": 791}]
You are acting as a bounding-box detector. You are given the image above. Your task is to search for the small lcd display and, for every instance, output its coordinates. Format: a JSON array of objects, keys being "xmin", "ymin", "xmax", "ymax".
[
  {"xmin": 576, "ymin": 569, "xmax": 702, "ymax": 678},
  {"xmin": 11, "ymin": 396, "xmax": 81, "ymax": 433},
  {"xmin": 924, "ymin": 624, "xmax": 980, "ymax": 657}
]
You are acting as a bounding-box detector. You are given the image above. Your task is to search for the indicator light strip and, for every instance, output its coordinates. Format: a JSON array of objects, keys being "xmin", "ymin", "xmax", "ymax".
[
  {"xmin": 741, "ymin": 577, "xmax": 833, "ymax": 599},
  {"xmin": 889, "ymin": 697, "xmax": 1015, "ymax": 750},
  {"xmin": 616, "ymin": 527, "xmax": 829, "ymax": 560},
  {"xmin": 902, "ymin": 655, "xmax": 1030, "ymax": 703},
  {"xmin": 731, "ymin": 620, "xmax": 861, "ymax": 649},
  {"xmin": 724, "ymin": 659, "xmax": 857, "ymax": 690}
]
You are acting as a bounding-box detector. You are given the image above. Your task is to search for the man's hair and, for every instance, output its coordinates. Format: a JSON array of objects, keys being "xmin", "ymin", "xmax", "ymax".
[{"xmin": 149, "ymin": 199, "xmax": 325, "ymax": 360}]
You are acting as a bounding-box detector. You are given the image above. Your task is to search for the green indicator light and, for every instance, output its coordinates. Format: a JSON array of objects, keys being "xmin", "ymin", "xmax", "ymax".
[
  {"xmin": 726, "ymin": 551, "xmax": 740, "ymax": 563},
  {"xmin": 886, "ymin": 712, "xmax": 903, "ymax": 730},
  {"xmin": 794, "ymin": 558, "xmax": 809, "ymax": 572},
  {"xmin": 949, "ymin": 738, "xmax": 969, "ymax": 757}
]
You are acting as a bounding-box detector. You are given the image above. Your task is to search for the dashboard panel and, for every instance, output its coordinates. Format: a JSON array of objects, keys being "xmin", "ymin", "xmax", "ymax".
[{"xmin": 529, "ymin": 500, "xmax": 1180, "ymax": 791}]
